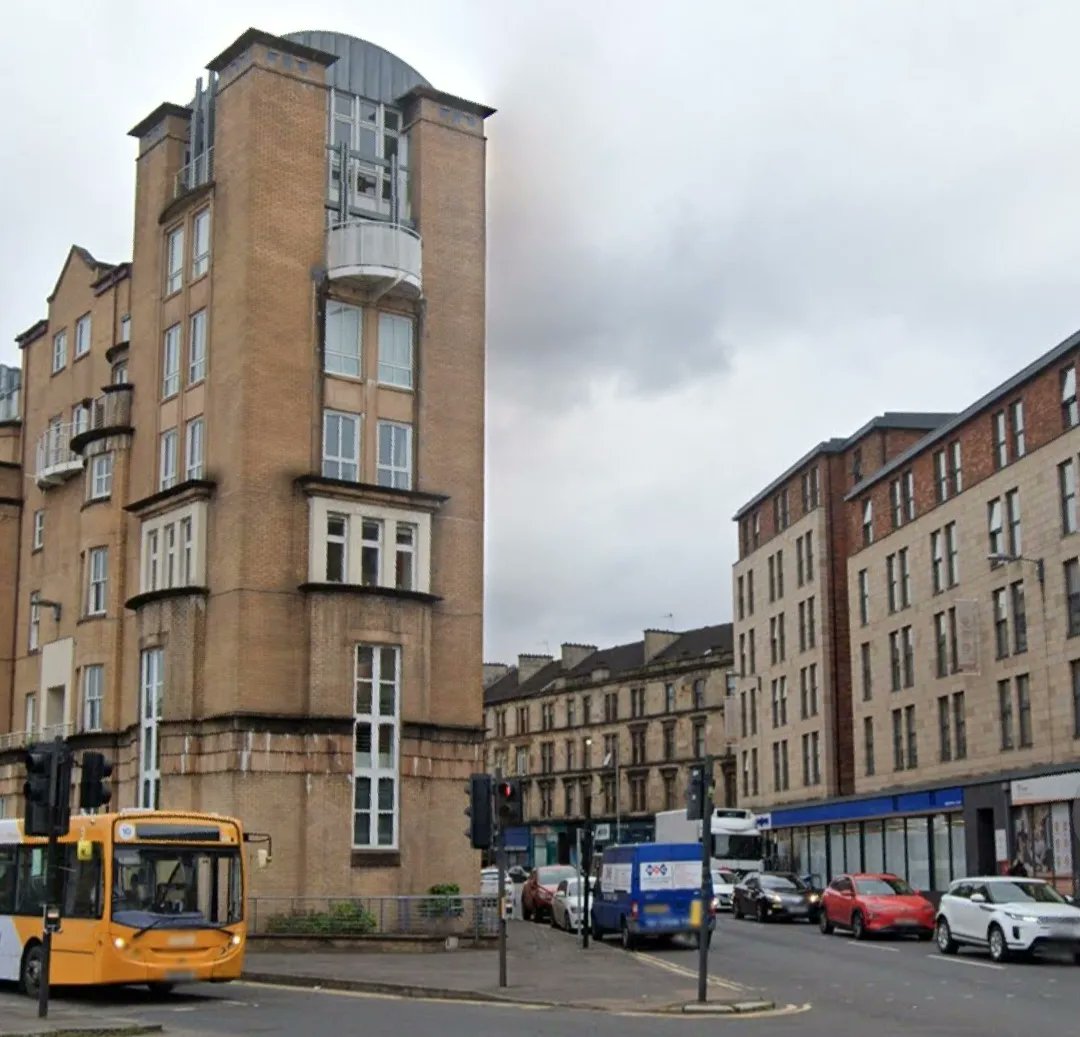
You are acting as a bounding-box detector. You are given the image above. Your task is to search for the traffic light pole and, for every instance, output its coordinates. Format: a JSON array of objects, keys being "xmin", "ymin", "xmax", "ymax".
[
  {"xmin": 37, "ymin": 827, "xmax": 60, "ymax": 1018},
  {"xmin": 494, "ymin": 767, "xmax": 507, "ymax": 989},
  {"xmin": 582, "ymin": 792, "xmax": 592, "ymax": 950},
  {"xmin": 697, "ymin": 755, "xmax": 714, "ymax": 1004}
]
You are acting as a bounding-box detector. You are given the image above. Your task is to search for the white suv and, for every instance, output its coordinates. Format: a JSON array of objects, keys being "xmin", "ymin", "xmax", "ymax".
[{"xmin": 936, "ymin": 877, "xmax": 1080, "ymax": 963}]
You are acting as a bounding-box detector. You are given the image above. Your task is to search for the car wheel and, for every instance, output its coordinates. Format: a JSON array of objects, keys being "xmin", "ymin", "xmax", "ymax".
[
  {"xmin": 756, "ymin": 901, "xmax": 768, "ymax": 923},
  {"xmin": 988, "ymin": 924, "xmax": 1010, "ymax": 963},
  {"xmin": 19, "ymin": 943, "xmax": 44, "ymax": 1000},
  {"xmin": 1072, "ymin": 951, "xmax": 1080, "ymax": 966},
  {"xmin": 522, "ymin": 902, "xmax": 532, "ymax": 922},
  {"xmin": 819, "ymin": 910, "xmax": 834, "ymax": 935},
  {"xmin": 732, "ymin": 898, "xmax": 743, "ymax": 920},
  {"xmin": 620, "ymin": 917, "xmax": 636, "ymax": 951},
  {"xmin": 936, "ymin": 918, "xmax": 958, "ymax": 954},
  {"xmin": 851, "ymin": 911, "xmax": 866, "ymax": 941}
]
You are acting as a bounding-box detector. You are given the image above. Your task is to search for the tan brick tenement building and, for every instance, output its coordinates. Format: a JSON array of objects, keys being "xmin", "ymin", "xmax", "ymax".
[
  {"xmin": 0, "ymin": 28, "xmax": 493, "ymax": 898},
  {"xmin": 733, "ymin": 331, "xmax": 1080, "ymax": 896},
  {"xmin": 483, "ymin": 625, "xmax": 734, "ymax": 867}
]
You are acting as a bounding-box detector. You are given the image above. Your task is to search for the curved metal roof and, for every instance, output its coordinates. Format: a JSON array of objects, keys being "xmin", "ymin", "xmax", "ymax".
[{"xmin": 283, "ymin": 31, "xmax": 429, "ymax": 103}]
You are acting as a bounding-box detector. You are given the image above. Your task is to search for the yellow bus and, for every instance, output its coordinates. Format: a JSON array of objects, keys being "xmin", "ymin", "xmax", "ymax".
[{"xmin": 0, "ymin": 810, "xmax": 247, "ymax": 997}]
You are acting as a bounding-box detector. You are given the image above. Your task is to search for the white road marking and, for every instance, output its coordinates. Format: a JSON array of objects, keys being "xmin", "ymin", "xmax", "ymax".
[
  {"xmin": 633, "ymin": 951, "xmax": 747, "ymax": 992},
  {"xmin": 846, "ymin": 942, "xmax": 899, "ymax": 952},
  {"xmin": 930, "ymin": 956, "xmax": 1004, "ymax": 971}
]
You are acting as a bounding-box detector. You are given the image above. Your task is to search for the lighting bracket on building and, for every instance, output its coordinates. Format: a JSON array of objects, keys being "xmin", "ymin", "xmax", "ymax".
[
  {"xmin": 987, "ymin": 552, "xmax": 1045, "ymax": 585},
  {"xmin": 30, "ymin": 592, "xmax": 62, "ymax": 622}
]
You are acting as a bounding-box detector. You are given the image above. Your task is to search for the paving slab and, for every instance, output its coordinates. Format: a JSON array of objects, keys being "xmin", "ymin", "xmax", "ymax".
[
  {"xmin": 0, "ymin": 989, "xmax": 160, "ymax": 1037},
  {"xmin": 243, "ymin": 920, "xmax": 771, "ymax": 1013}
]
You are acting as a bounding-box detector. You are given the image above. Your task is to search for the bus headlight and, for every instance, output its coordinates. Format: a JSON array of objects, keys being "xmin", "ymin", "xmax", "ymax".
[
  {"xmin": 113, "ymin": 937, "xmax": 126, "ymax": 950},
  {"xmin": 231, "ymin": 933, "xmax": 242, "ymax": 946}
]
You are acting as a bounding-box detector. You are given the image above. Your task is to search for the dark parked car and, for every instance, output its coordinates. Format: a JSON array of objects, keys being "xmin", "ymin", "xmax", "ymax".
[
  {"xmin": 732, "ymin": 871, "xmax": 821, "ymax": 923},
  {"xmin": 522, "ymin": 865, "xmax": 578, "ymax": 921}
]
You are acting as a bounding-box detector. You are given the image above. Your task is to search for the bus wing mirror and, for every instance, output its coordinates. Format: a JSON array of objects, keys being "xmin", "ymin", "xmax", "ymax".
[
  {"xmin": 244, "ymin": 831, "xmax": 273, "ymax": 867},
  {"xmin": 256, "ymin": 848, "xmax": 269, "ymax": 870}
]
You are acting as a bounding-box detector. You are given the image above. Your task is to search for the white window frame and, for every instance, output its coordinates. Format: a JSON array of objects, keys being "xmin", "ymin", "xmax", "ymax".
[
  {"xmin": 325, "ymin": 301, "xmax": 362, "ymax": 377},
  {"xmin": 89, "ymin": 452, "xmax": 113, "ymax": 500},
  {"xmin": 326, "ymin": 513, "xmax": 348, "ymax": 582},
  {"xmin": 159, "ymin": 429, "xmax": 178, "ymax": 490},
  {"xmin": 1063, "ymin": 459, "xmax": 1078, "ymax": 535},
  {"xmin": 395, "ymin": 522, "xmax": 417, "ymax": 591},
  {"xmin": 165, "ymin": 524, "xmax": 177, "ymax": 588},
  {"xmin": 162, "ymin": 324, "xmax": 181, "ymax": 398},
  {"xmin": 145, "ymin": 530, "xmax": 160, "ymax": 591},
  {"xmin": 377, "ymin": 421, "xmax": 412, "ymax": 490},
  {"xmin": 188, "ymin": 309, "xmax": 207, "ymax": 384},
  {"xmin": 32, "ymin": 510, "xmax": 44, "ymax": 550},
  {"xmin": 180, "ymin": 517, "xmax": 194, "ymax": 585},
  {"xmin": 87, "ymin": 546, "xmax": 108, "ymax": 616},
  {"xmin": 29, "ymin": 598, "xmax": 40, "ymax": 651},
  {"xmin": 192, "ymin": 208, "xmax": 211, "ymax": 278},
  {"xmin": 52, "ymin": 330, "xmax": 67, "ymax": 373},
  {"xmin": 166, "ymin": 226, "xmax": 184, "ymax": 295},
  {"xmin": 119, "ymin": 314, "xmax": 131, "ymax": 343},
  {"xmin": 74, "ymin": 313, "xmax": 92, "ymax": 358},
  {"xmin": 82, "ymin": 664, "xmax": 104, "ymax": 733},
  {"xmin": 360, "ymin": 518, "xmax": 383, "ymax": 586},
  {"xmin": 377, "ymin": 312, "xmax": 414, "ymax": 388},
  {"xmin": 139, "ymin": 648, "xmax": 164, "ymax": 809},
  {"xmin": 72, "ymin": 402, "xmax": 90, "ymax": 437},
  {"xmin": 25, "ymin": 692, "xmax": 36, "ymax": 737},
  {"xmin": 353, "ymin": 644, "xmax": 401, "ymax": 850},
  {"xmin": 112, "ymin": 361, "xmax": 128, "ymax": 385},
  {"xmin": 185, "ymin": 417, "xmax": 204, "ymax": 480},
  {"xmin": 322, "ymin": 410, "xmax": 361, "ymax": 481}
]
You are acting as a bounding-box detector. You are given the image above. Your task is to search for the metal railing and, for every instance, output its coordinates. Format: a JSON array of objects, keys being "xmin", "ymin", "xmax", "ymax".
[
  {"xmin": 80, "ymin": 388, "xmax": 133, "ymax": 442},
  {"xmin": 175, "ymin": 147, "xmax": 215, "ymax": 198},
  {"xmin": 249, "ymin": 894, "xmax": 499, "ymax": 939},
  {"xmin": 35, "ymin": 423, "xmax": 82, "ymax": 485},
  {"xmin": 0, "ymin": 723, "xmax": 74, "ymax": 752},
  {"xmin": 326, "ymin": 220, "xmax": 422, "ymax": 294}
]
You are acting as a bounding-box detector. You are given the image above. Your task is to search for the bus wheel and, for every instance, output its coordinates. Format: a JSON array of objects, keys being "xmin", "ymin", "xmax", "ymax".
[
  {"xmin": 148, "ymin": 982, "xmax": 176, "ymax": 996},
  {"xmin": 20, "ymin": 943, "xmax": 44, "ymax": 999}
]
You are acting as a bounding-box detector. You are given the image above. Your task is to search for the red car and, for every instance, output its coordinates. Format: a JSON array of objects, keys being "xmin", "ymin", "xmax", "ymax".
[
  {"xmin": 819, "ymin": 873, "xmax": 935, "ymax": 940},
  {"xmin": 522, "ymin": 865, "xmax": 578, "ymax": 922}
]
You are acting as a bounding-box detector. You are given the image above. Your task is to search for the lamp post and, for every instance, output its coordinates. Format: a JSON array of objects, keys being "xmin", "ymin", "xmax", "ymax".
[{"xmin": 604, "ymin": 739, "xmax": 620, "ymax": 844}]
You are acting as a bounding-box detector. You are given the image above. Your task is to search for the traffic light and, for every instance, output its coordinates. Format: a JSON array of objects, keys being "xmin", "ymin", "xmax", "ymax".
[
  {"xmin": 79, "ymin": 752, "xmax": 113, "ymax": 811},
  {"xmin": 495, "ymin": 777, "xmax": 523, "ymax": 826},
  {"xmin": 466, "ymin": 773, "xmax": 493, "ymax": 849},
  {"xmin": 24, "ymin": 746, "xmax": 52, "ymax": 836},
  {"xmin": 686, "ymin": 765, "xmax": 704, "ymax": 821},
  {"xmin": 23, "ymin": 741, "xmax": 73, "ymax": 838}
]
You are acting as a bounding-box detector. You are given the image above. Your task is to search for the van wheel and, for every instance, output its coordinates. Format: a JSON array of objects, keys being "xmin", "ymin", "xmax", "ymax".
[
  {"xmin": 19, "ymin": 943, "xmax": 44, "ymax": 1000},
  {"xmin": 732, "ymin": 898, "xmax": 743, "ymax": 920},
  {"xmin": 620, "ymin": 918, "xmax": 636, "ymax": 951}
]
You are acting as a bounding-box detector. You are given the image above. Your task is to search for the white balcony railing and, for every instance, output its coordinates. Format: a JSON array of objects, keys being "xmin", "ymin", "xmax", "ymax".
[
  {"xmin": 35, "ymin": 422, "xmax": 83, "ymax": 487},
  {"xmin": 326, "ymin": 220, "xmax": 422, "ymax": 298},
  {"xmin": 0, "ymin": 723, "xmax": 72, "ymax": 751},
  {"xmin": 175, "ymin": 146, "xmax": 215, "ymax": 198}
]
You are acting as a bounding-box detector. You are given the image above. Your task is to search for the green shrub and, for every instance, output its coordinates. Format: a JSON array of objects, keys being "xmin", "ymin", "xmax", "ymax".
[
  {"xmin": 420, "ymin": 883, "xmax": 464, "ymax": 919},
  {"xmin": 266, "ymin": 901, "xmax": 377, "ymax": 935}
]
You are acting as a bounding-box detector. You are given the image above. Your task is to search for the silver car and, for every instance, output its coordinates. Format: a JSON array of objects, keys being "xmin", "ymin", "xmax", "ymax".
[{"xmin": 550, "ymin": 876, "xmax": 596, "ymax": 932}]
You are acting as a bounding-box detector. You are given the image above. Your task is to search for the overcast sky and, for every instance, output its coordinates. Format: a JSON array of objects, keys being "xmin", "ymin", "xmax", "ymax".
[{"xmin": 4, "ymin": 2, "xmax": 1080, "ymax": 663}]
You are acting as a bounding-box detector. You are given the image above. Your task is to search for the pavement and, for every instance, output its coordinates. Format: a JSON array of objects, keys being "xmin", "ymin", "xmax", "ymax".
[
  {"xmin": 242, "ymin": 918, "xmax": 769, "ymax": 1012},
  {"xmin": 0, "ymin": 990, "xmax": 160, "ymax": 1036}
]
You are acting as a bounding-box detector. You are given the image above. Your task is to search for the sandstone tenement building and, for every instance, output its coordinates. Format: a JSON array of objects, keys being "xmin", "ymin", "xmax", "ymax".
[{"xmin": 0, "ymin": 28, "xmax": 493, "ymax": 898}]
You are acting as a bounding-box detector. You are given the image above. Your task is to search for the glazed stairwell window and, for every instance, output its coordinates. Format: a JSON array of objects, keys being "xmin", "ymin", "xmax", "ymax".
[
  {"xmin": 192, "ymin": 208, "xmax": 211, "ymax": 278},
  {"xmin": 188, "ymin": 310, "xmax": 207, "ymax": 385},
  {"xmin": 378, "ymin": 313, "xmax": 414, "ymax": 389},
  {"xmin": 322, "ymin": 410, "xmax": 360, "ymax": 481},
  {"xmin": 165, "ymin": 226, "xmax": 184, "ymax": 295},
  {"xmin": 138, "ymin": 648, "xmax": 163, "ymax": 809},
  {"xmin": 377, "ymin": 422, "xmax": 412, "ymax": 490},
  {"xmin": 86, "ymin": 547, "xmax": 108, "ymax": 616},
  {"xmin": 325, "ymin": 301, "xmax": 362, "ymax": 377},
  {"xmin": 353, "ymin": 644, "xmax": 401, "ymax": 849},
  {"xmin": 162, "ymin": 324, "xmax": 181, "ymax": 398}
]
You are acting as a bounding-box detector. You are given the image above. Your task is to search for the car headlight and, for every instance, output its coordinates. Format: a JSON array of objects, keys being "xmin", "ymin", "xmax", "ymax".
[
  {"xmin": 1005, "ymin": 912, "xmax": 1038, "ymax": 923},
  {"xmin": 809, "ymin": 894, "xmax": 820, "ymax": 903},
  {"xmin": 769, "ymin": 894, "xmax": 782, "ymax": 904}
]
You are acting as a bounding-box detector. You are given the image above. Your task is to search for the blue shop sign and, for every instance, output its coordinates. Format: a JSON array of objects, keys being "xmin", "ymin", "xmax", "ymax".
[{"xmin": 768, "ymin": 786, "xmax": 964, "ymax": 829}]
